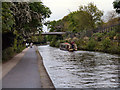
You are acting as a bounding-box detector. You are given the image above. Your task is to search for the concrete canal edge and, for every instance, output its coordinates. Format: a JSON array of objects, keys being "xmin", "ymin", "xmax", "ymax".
[{"xmin": 35, "ymin": 46, "xmax": 55, "ymax": 88}]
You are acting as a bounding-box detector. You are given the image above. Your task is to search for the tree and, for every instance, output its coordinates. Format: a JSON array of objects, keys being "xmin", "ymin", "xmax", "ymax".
[
  {"xmin": 9, "ymin": 2, "xmax": 51, "ymax": 39},
  {"xmin": 29, "ymin": 2, "xmax": 51, "ymax": 34},
  {"xmin": 2, "ymin": 2, "xmax": 15, "ymax": 50},
  {"xmin": 79, "ymin": 3, "xmax": 103, "ymax": 28},
  {"xmin": 2, "ymin": 2, "xmax": 51, "ymax": 50},
  {"xmin": 113, "ymin": 0, "xmax": 120, "ymax": 14},
  {"xmin": 47, "ymin": 3, "xmax": 104, "ymax": 47},
  {"xmin": 2, "ymin": 2, "xmax": 15, "ymax": 34}
]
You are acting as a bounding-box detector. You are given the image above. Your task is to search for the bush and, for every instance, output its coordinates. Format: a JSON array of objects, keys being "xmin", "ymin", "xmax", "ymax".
[
  {"xmin": 2, "ymin": 43, "xmax": 25, "ymax": 62},
  {"xmin": 106, "ymin": 30, "xmax": 116, "ymax": 40},
  {"xmin": 86, "ymin": 39, "xmax": 97, "ymax": 51},
  {"xmin": 55, "ymin": 40, "xmax": 61, "ymax": 47},
  {"xmin": 115, "ymin": 25, "xmax": 120, "ymax": 33},
  {"xmin": 75, "ymin": 39, "xmax": 87, "ymax": 50},
  {"xmin": 13, "ymin": 38, "xmax": 17, "ymax": 52},
  {"xmin": 93, "ymin": 33, "xmax": 104, "ymax": 41},
  {"xmin": 60, "ymin": 40, "xmax": 66, "ymax": 43},
  {"xmin": 94, "ymin": 42, "xmax": 102, "ymax": 51},
  {"xmin": 108, "ymin": 42, "xmax": 120, "ymax": 54},
  {"xmin": 50, "ymin": 40, "xmax": 56, "ymax": 47},
  {"xmin": 2, "ymin": 47, "xmax": 14, "ymax": 61},
  {"xmin": 101, "ymin": 37, "xmax": 111, "ymax": 52}
]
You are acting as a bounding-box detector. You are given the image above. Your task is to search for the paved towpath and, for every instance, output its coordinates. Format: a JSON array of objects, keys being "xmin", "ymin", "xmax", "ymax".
[{"xmin": 2, "ymin": 46, "xmax": 41, "ymax": 88}]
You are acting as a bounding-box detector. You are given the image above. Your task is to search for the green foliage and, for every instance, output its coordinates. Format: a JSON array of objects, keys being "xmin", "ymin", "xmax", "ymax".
[
  {"xmin": 50, "ymin": 40, "xmax": 56, "ymax": 47},
  {"xmin": 94, "ymin": 42, "xmax": 103, "ymax": 51},
  {"xmin": 86, "ymin": 39, "xmax": 97, "ymax": 51},
  {"xmin": 73, "ymin": 39, "xmax": 87, "ymax": 50},
  {"xmin": 37, "ymin": 36, "xmax": 43, "ymax": 43},
  {"xmin": 2, "ymin": 2, "xmax": 51, "ymax": 61},
  {"xmin": 93, "ymin": 33, "xmax": 103, "ymax": 37},
  {"xmin": 2, "ymin": 47, "xmax": 14, "ymax": 61},
  {"xmin": 13, "ymin": 38, "xmax": 17, "ymax": 52},
  {"xmin": 50, "ymin": 36, "xmax": 57, "ymax": 47},
  {"xmin": 115, "ymin": 25, "xmax": 120, "ymax": 33},
  {"xmin": 113, "ymin": 0, "xmax": 120, "ymax": 13},
  {"xmin": 47, "ymin": 3, "xmax": 103, "ymax": 49},
  {"xmin": 106, "ymin": 30, "xmax": 116, "ymax": 39},
  {"xmin": 2, "ymin": 2, "xmax": 15, "ymax": 33},
  {"xmin": 28, "ymin": 2, "xmax": 51, "ymax": 35},
  {"xmin": 67, "ymin": 11, "xmax": 95, "ymax": 32},
  {"xmin": 29, "ymin": 2, "xmax": 51, "ymax": 19},
  {"xmin": 16, "ymin": 44, "xmax": 25, "ymax": 53},
  {"xmin": 101, "ymin": 37, "xmax": 111, "ymax": 52},
  {"xmin": 108, "ymin": 42, "xmax": 120, "ymax": 54},
  {"xmin": 48, "ymin": 20, "xmax": 64, "ymax": 32},
  {"xmin": 31, "ymin": 36, "xmax": 38, "ymax": 42},
  {"xmin": 79, "ymin": 3, "xmax": 103, "ymax": 28},
  {"xmin": 93, "ymin": 33, "xmax": 104, "ymax": 41},
  {"xmin": 48, "ymin": 3, "xmax": 103, "ymax": 34},
  {"xmin": 55, "ymin": 40, "xmax": 61, "ymax": 47},
  {"xmin": 46, "ymin": 2, "xmax": 120, "ymax": 55}
]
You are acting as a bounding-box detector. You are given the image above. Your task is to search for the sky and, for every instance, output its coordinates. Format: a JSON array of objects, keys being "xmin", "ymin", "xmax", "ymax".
[{"xmin": 41, "ymin": 0, "xmax": 115, "ymax": 31}]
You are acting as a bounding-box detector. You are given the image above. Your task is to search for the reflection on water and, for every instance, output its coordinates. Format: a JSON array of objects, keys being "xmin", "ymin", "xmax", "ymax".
[{"xmin": 38, "ymin": 45, "xmax": 120, "ymax": 88}]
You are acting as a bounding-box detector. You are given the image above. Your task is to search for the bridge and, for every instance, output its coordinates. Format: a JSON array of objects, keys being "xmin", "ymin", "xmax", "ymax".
[{"xmin": 41, "ymin": 32, "xmax": 66, "ymax": 35}]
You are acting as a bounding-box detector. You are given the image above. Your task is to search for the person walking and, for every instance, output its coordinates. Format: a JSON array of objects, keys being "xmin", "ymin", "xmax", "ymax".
[{"xmin": 30, "ymin": 43, "xmax": 33, "ymax": 48}]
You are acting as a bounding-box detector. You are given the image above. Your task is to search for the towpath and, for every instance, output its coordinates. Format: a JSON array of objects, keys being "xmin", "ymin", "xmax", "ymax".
[{"xmin": 2, "ymin": 46, "xmax": 41, "ymax": 88}]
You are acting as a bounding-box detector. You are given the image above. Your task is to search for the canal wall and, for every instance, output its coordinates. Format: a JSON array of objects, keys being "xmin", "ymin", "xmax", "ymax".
[{"xmin": 34, "ymin": 46, "xmax": 55, "ymax": 88}]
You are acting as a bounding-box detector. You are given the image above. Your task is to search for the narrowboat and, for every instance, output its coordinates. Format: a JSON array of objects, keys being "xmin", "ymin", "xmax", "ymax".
[{"xmin": 60, "ymin": 43, "xmax": 77, "ymax": 52}]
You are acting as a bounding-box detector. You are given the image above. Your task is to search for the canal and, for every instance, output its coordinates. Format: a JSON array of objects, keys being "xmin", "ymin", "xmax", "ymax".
[{"xmin": 38, "ymin": 45, "xmax": 120, "ymax": 88}]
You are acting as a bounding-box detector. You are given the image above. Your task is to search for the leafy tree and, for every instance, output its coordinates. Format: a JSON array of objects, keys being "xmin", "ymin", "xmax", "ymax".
[
  {"xmin": 2, "ymin": 2, "xmax": 51, "ymax": 61},
  {"xmin": 79, "ymin": 3, "xmax": 103, "ymax": 28},
  {"xmin": 48, "ymin": 3, "xmax": 103, "ymax": 33},
  {"xmin": 2, "ymin": 2, "xmax": 15, "ymax": 50},
  {"xmin": 9, "ymin": 2, "xmax": 51, "ymax": 39},
  {"xmin": 2, "ymin": 2, "xmax": 51, "ymax": 43},
  {"xmin": 47, "ymin": 3, "xmax": 103, "ymax": 47},
  {"xmin": 86, "ymin": 39, "xmax": 97, "ymax": 50},
  {"xmin": 47, "ymin": 20, "xmax": 57, "ymax": 32},
  {"xmin": 113, "ymin": 0, "xmax": 120, "ymax": 14},
  {"xmin": 29, "ymin": 2, "xmax": 51, "ymax": 34},
  {"xmin": 2, "ymin": 2, "xmax": 15, "ymax": 33}
]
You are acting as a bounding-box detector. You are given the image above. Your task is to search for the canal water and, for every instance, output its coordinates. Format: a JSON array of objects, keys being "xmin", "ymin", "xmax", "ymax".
[{"xmin": 38, "ymin": 45, "xmax": 120, "ymax": 88}]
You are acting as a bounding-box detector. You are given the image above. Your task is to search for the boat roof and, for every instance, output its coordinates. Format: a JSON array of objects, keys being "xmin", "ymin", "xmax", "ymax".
[{"xmin": 60, "ymin": 43, "xmax": 70, "ymax": 45}]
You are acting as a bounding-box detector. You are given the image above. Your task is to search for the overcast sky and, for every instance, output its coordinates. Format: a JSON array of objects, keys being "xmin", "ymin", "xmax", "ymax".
[{"xmin": 41, "ymin": 0, "xmax": 115, "ymax": 31}]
